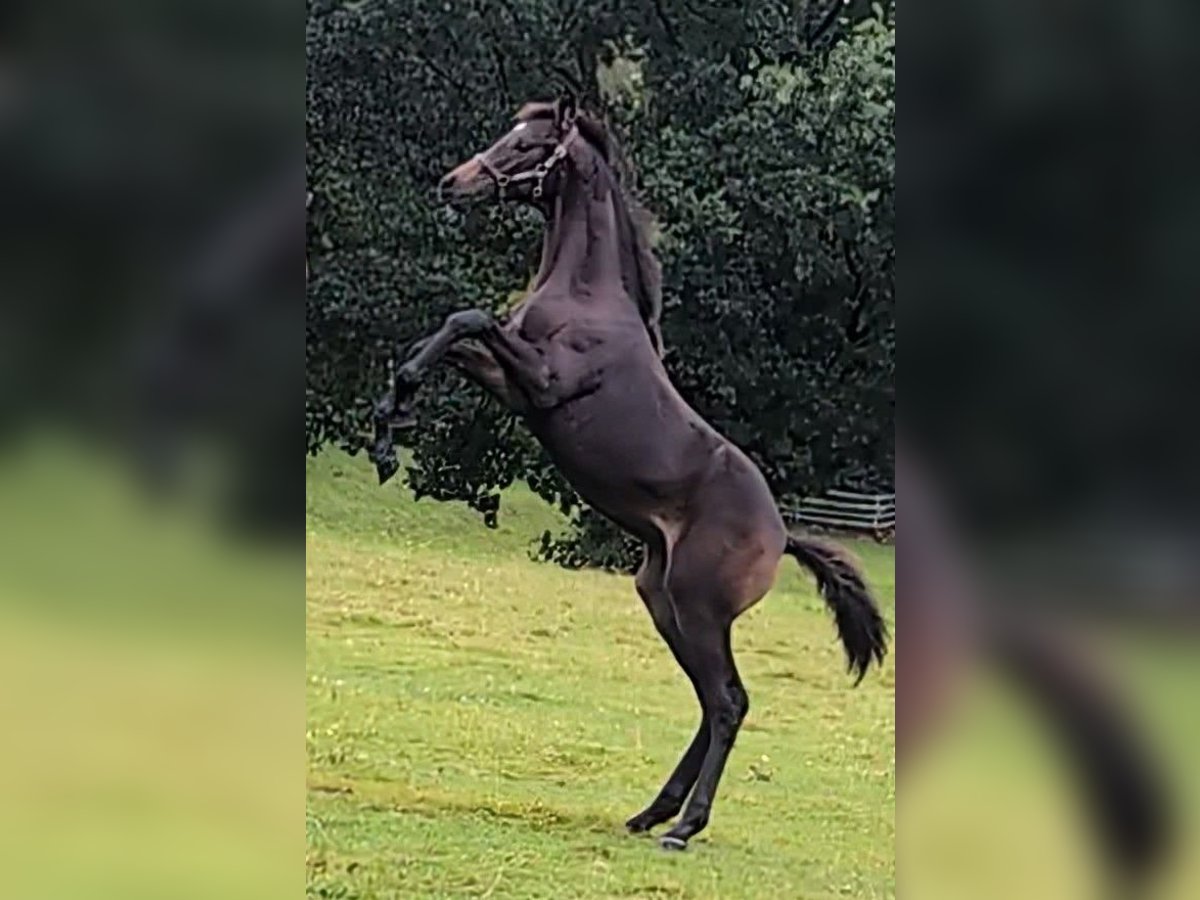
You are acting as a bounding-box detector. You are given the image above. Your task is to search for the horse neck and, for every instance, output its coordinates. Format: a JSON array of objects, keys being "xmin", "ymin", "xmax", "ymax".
[{"xmin": 532, "ymin": 159, "xmax": 624, "ymax": 297}]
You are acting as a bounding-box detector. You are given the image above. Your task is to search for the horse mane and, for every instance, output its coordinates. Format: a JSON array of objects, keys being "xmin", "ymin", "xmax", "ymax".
[{"xmin": 515, "ymin": 102, "xmax": 664, "ymax": 354}]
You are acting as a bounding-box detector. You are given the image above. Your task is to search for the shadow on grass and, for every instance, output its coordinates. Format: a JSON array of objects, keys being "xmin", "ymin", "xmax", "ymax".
[
  {"xmin": 308, "ymin": 775, "xmax": 768, "ymax": 862},
  {"xmin": 313, "ymin": 776, "xmax": 618, "ymax": 835}
]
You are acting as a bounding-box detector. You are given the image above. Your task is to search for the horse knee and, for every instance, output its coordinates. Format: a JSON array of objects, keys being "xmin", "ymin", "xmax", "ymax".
[
  {"xmin": 446, "ymin": 309, "xmax": 491, "ymax": 333},
  {"xmin": 729, "ymin": 683, "xmax": 749, "ymax": 725}
]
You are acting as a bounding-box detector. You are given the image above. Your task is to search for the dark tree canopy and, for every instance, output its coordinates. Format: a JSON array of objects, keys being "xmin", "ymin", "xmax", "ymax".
[{"xmin": 306, "ymin": 1, "xmax": 894, "ymax": 569}]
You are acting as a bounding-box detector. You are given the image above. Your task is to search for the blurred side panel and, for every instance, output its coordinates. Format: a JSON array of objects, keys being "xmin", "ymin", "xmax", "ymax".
[
  {"xmin": 0, "ymin": 1, "xmax": 300, "ymax": 897},
  {"xmin": 903, "ymin": 0, "xmax": 1200, "ymax": 896}
]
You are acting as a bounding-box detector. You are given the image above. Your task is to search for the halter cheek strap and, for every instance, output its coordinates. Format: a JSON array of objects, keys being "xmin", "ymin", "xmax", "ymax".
[{"xmin": 475, "ymin": 125, "xmax": 578, "ymax": 200}]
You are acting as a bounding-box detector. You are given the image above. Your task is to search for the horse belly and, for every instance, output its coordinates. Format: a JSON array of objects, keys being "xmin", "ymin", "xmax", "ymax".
[{"xmin": 528, "ymin": 392, "xmax": 709, "ymax": 520}]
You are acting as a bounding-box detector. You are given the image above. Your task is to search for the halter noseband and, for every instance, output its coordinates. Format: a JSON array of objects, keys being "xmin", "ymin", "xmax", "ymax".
[{"xmin": 475, "ymin": 125, "xmax": 578, "ymax": 201}]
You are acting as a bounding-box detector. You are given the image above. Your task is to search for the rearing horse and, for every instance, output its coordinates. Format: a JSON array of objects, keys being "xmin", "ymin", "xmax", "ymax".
[{"xmin": 371, "ymin": 96, "xmax": 888, "ymax": 850}]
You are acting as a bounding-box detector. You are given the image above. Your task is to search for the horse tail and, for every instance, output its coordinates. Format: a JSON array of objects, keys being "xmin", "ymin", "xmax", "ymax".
[
  {"xmin": 785, "ymin": 534, "xmax": 889, "ymax": 685},
  {"xmin": 987, "ymin": 618, "xmax": 1173, "ymax": 881}
]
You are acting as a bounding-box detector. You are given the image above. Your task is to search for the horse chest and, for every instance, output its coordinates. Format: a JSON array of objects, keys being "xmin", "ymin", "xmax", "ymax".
[{"xmin": 513, "ymin": 301, "xmax": 570, "ymax": 344}]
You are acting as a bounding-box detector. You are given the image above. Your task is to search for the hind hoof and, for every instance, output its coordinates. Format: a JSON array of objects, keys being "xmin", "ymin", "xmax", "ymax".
[
  {"xmin": 659, "ymin": 835, "xmax": 688, "ymax": 852},
  {"xmin": 625, "ymin": 813, "xmax": 658, "ymax": 834}
]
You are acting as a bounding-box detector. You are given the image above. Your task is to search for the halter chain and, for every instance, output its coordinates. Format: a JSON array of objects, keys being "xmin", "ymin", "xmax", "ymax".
[{"xmin": 475, "ymin": 126, "xmax": 578, "ymax": 200}]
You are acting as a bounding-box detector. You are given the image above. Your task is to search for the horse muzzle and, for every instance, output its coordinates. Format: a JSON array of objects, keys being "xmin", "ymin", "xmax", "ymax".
[{"xmin": 437, "ymin": 158, "xmax": 492, "ymax": 204}]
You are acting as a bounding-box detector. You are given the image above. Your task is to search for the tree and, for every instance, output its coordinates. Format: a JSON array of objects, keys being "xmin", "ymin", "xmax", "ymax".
[{"xmin": 306, "ymin": 1, "xmax": 894, "ymax": 569}]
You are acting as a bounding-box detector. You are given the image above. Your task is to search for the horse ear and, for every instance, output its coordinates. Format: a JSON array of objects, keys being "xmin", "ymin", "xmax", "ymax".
[{"xmin": 556, "ymin": 93, "xmax": 577, "ymax": 131}]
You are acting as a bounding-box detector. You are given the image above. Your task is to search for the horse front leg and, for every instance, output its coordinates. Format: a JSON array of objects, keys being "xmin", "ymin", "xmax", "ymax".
[
  {"xmin": 370, "ymin": 310, "xmax": 507, "ymax": 483},
  {"xmin": 445, "ymin": 340, "xmax": 530, "ymax": 415},
  {"xmin": 395, "ymin": 310, "xmax": 496, "ymax": 384}
]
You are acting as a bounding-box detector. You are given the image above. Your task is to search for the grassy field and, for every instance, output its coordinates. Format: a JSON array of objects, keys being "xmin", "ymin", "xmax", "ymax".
[{"xmin": 306, "ymin": 450, "xmax": 895, "ymax": 899}]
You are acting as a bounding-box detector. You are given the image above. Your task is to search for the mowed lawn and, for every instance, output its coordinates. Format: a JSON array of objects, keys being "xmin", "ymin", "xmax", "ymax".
[{"xmin": 306, "ymin": 451, "xmax": 895, "ymax": 899}]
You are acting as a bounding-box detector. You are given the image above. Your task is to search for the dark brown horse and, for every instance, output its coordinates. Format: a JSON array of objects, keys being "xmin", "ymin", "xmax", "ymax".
[{"xmin": 370, "ymin": 96, "xmax": 888, "ymax": 850}]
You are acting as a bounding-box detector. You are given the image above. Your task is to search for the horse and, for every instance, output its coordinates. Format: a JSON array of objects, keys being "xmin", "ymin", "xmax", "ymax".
[{"xmin": 369, "ymin": 96, "xmax": 888, "ymax": 850}]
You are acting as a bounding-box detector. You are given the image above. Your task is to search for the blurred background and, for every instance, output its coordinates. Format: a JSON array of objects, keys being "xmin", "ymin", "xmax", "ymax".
[
  {"xmin": 0, "ymin": 1, "xmax": 298, "ymax": 897},
  {"xmin": 905, "ymin": 0, "xmax": 1200, "ymax": 897}
]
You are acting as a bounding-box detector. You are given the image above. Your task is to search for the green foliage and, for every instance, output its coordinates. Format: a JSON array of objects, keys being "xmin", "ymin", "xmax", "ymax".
[
  {"xmin": 536, "ymin": 508, "xmax": 643, "ymax": 572},
  {"xmin": 307, "ymin": 2, "xmax": 894, "ymax": 569}
]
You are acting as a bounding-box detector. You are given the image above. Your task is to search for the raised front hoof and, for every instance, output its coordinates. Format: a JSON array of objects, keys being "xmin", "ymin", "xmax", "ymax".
[
  {"xmin": 372, "ymin": 453, "xmax": 400, "ymax": 485},
  {"xmin": 659, "ymin": 835, "xmax": 689, "ymax": 852},
  {"xmin": 369, "ymin": 427, "xmax": 404, "ymax": 485},
  {"xmin": 625, "ymin": 811, "xmax": 666, "ymax": 834}
]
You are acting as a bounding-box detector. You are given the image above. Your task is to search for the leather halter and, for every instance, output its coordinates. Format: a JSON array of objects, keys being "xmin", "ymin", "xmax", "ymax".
[{"xmin": 474, "ymin": 125, "xmax": 578, "ymax": 200}]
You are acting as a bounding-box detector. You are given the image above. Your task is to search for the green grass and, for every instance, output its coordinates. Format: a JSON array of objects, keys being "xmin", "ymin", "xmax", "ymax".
[{"xmin": 306, "ymin": 450, "xmax": 895, "ymax": 899}]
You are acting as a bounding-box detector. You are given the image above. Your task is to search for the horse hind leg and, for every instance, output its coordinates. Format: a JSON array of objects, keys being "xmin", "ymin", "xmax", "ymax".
[
  {"xmin": 652, "ymin": 525, "xmax": 782, "ymax": 849},
  {"xmin": 624, "ymin": 619, "xmax": 711, "ymax": 833},
  {"xmin": 625, "ymin": 538, "xmax": 713, "ymax": 835},
  {"xmin": 623, "ymin": 631, "xmax": 711, "ymax": 834},
  {"xmin": 657, "ymin": 615, "xmax": 748, "ymax": 850}
]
